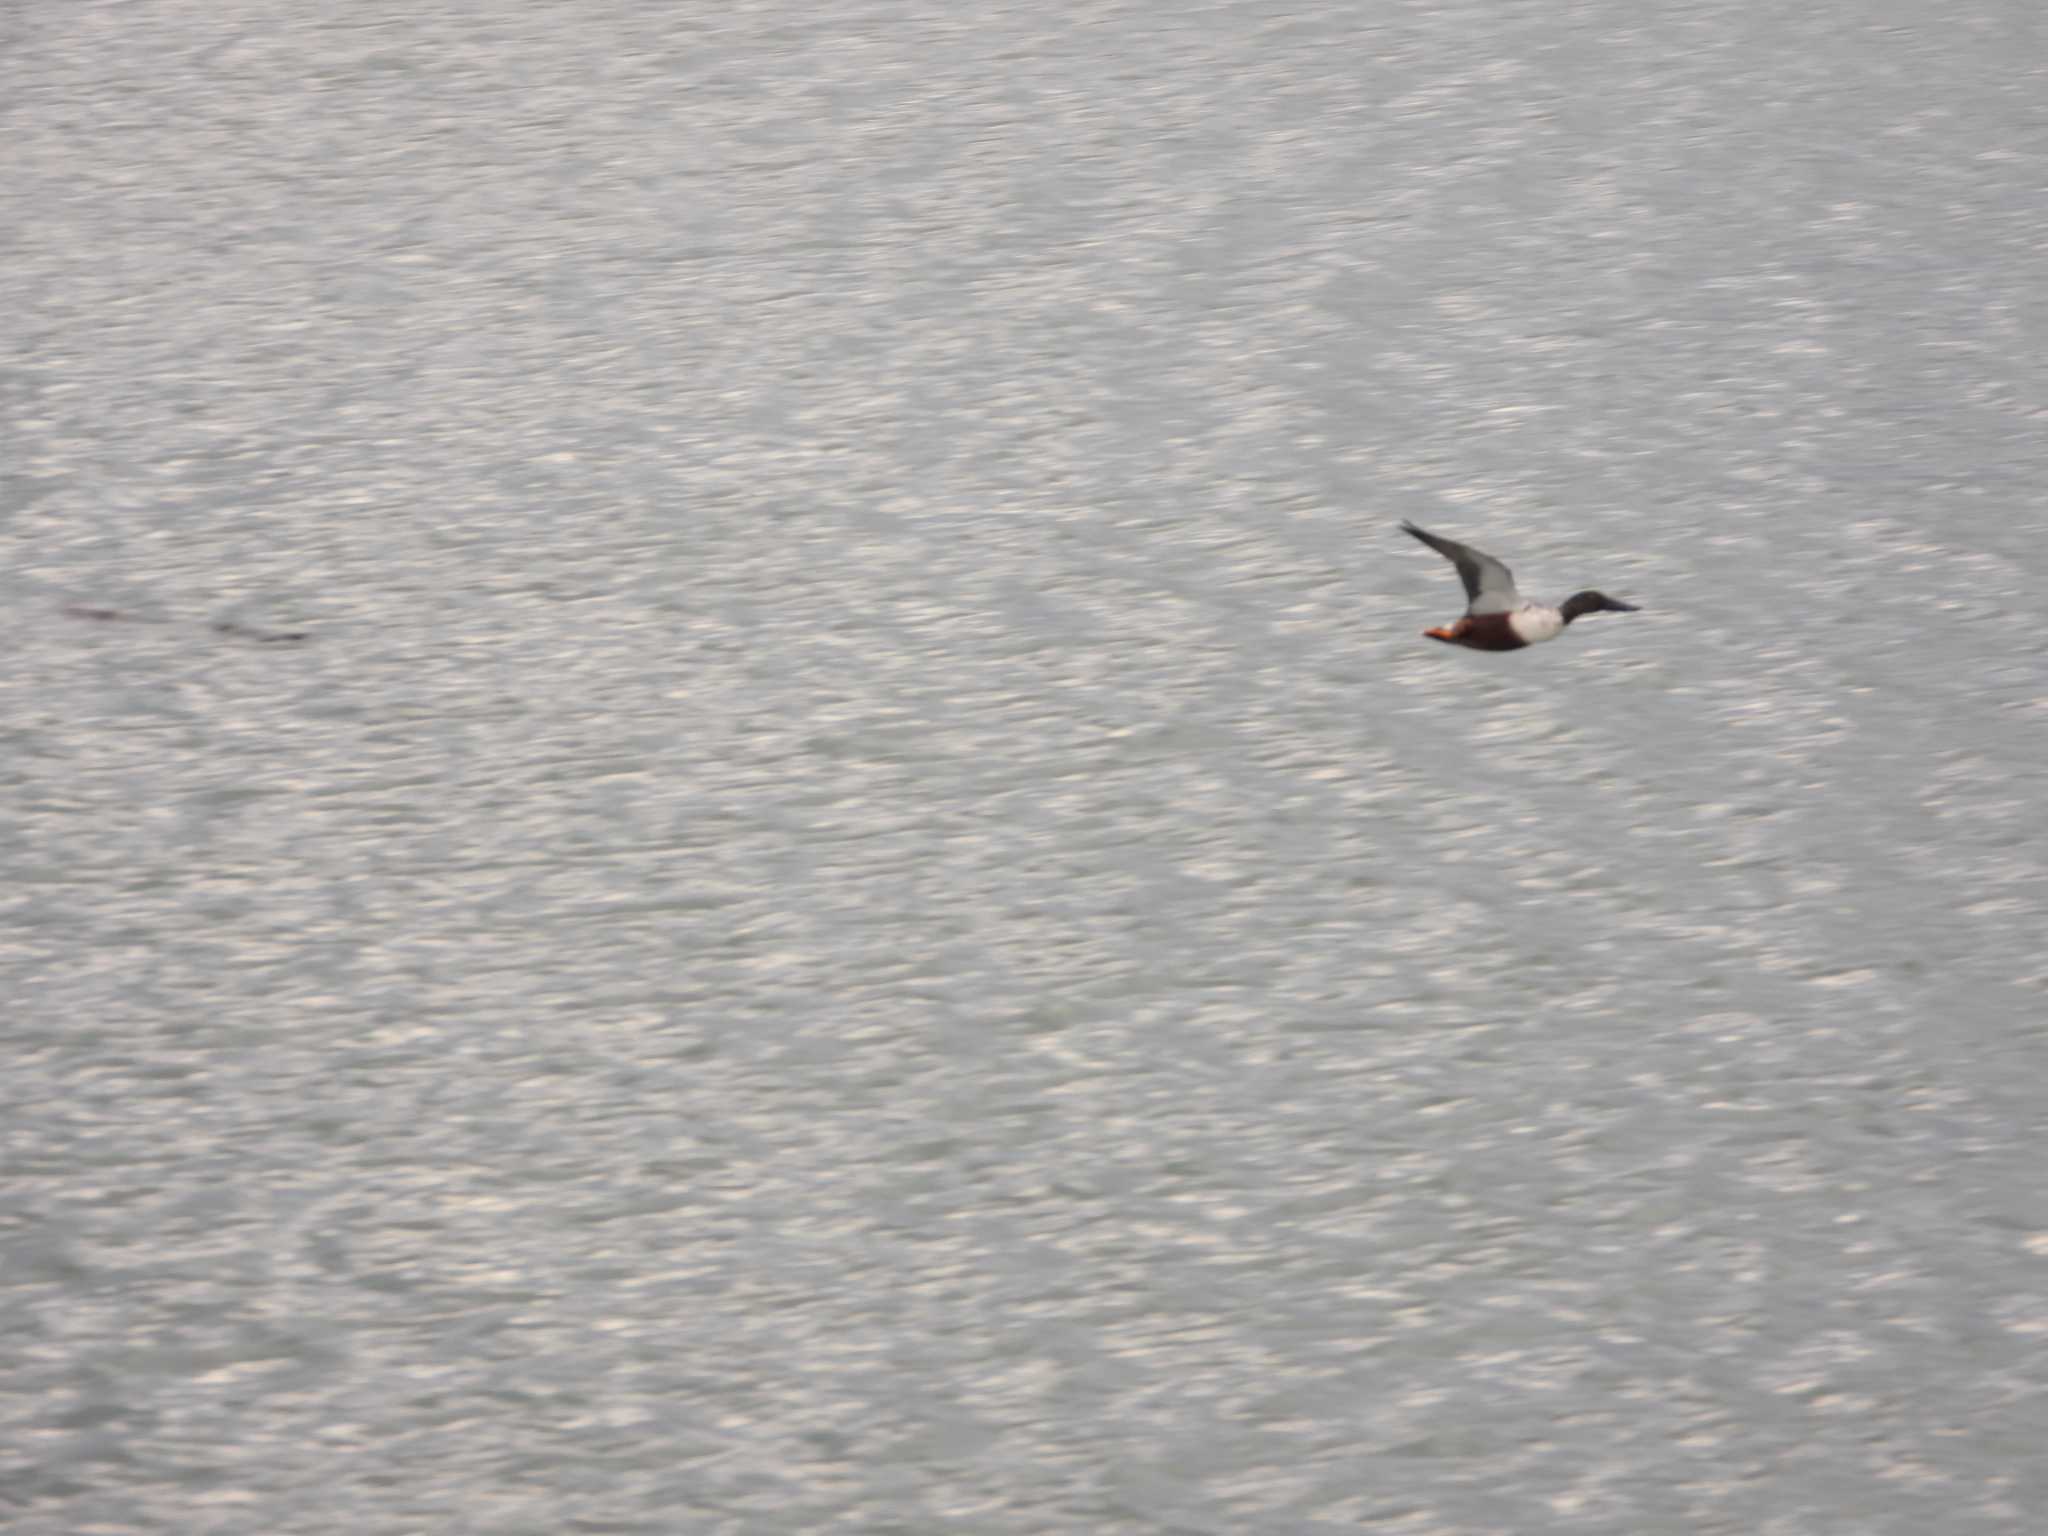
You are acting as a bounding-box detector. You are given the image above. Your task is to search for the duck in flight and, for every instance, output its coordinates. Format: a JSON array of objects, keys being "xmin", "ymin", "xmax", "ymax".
[{"xmin": 1401, "ymin": 521, "xmax": 1638, "ymax": 651}]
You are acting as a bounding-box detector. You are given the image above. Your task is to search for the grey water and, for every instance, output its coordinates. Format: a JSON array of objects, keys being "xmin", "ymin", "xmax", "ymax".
[{"xmin": 5, "ymin": 3, "xmax": 2046, "ymax": 1532}]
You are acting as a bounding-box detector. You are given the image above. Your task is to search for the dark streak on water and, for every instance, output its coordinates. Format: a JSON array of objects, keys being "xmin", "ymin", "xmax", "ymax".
[{"xmin": 61, "ymin": 606, "xmax": 308, "ymax": 643}]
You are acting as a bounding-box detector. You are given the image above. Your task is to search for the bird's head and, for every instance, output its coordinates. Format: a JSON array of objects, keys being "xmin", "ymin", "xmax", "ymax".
[{"xmin": 1560, "ymin": 591, "xmax": 1640, "ymax": 622}]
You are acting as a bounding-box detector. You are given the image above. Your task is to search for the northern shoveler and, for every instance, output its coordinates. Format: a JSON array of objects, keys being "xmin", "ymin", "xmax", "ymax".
[{"xmin": 1401, "ymin": 521, "xmax": 1638, "ymax": 651}]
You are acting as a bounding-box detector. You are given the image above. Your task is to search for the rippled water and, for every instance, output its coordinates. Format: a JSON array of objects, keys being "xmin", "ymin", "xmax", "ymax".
[{"xmin": 6, "ymin": 3, "xmax": 2047, "ymax": 1532}]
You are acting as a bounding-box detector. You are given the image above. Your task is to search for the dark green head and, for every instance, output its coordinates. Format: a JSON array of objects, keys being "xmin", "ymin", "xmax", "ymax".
[{"xmin": 1560, "ymin": 591, "xmax": 1640, "ymax": 623}]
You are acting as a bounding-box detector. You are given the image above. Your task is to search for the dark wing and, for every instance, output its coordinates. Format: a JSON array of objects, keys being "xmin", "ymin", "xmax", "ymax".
[{"xmin": 1400, "ymin": 521, "xmax": 1521, "ymax": 615}]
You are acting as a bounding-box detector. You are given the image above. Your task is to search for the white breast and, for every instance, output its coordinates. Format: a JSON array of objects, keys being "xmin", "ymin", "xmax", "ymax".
[{"xmin": 1507, "ymin": 605, "xmax": 1565, "ymax": 645}]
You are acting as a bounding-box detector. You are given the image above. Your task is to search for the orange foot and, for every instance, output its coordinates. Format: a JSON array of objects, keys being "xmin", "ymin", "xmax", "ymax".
[{"xmin": 1423, "ymin": 625, "xmax": 1460, "ymax": 643}]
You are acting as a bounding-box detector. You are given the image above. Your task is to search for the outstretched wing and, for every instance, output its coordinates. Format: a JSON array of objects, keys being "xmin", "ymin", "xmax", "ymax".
[{"xmin": 1400, "ymin": 521, "xmax": 1521, "ymax": 615}]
